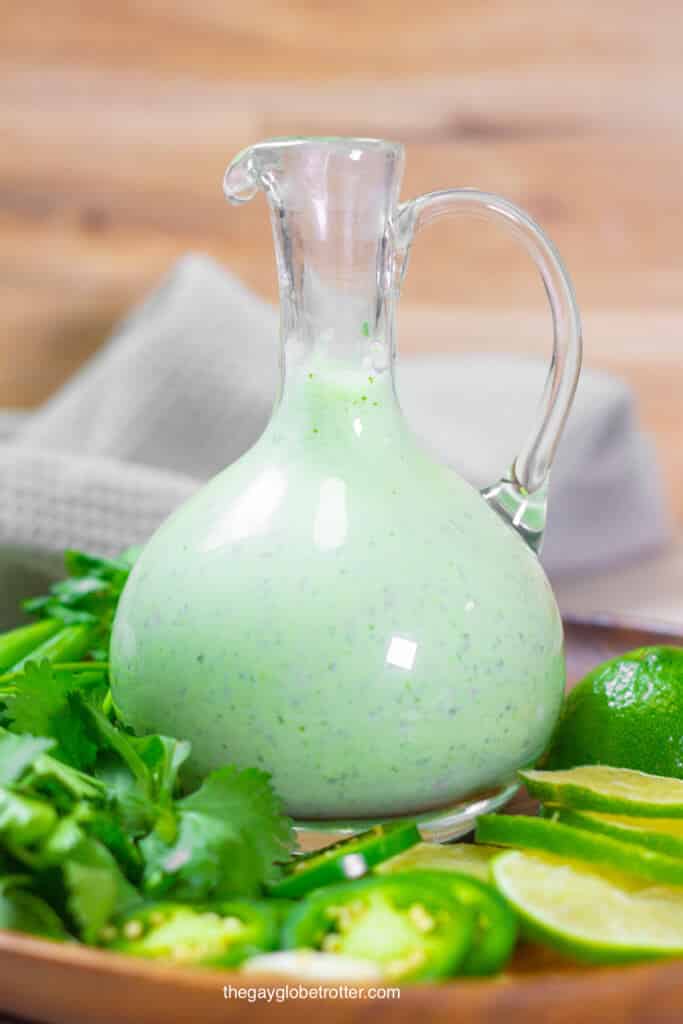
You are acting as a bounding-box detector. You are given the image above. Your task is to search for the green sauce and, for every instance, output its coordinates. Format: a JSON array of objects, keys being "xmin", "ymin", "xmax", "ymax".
[{"xmin": 111, "ymin": 364, "xmax": 564, "ymax": 819}]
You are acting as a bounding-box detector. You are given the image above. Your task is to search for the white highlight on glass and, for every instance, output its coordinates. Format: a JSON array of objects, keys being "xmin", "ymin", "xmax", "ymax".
[
  {"xmin": 352, "ymin": 417, "xmax": 363, "ymax": 437},
  {"xmin": 311, "ymin": 195, "xmax": 328, "ymax": 234},
  {"xmin": 386, "ymin": 635, "xmax": 418, "ymax": 670},
  {"xmin": 314, "ymin": 477, "xmax": 348, "ymax": 552},
  {"xmin": 202, "ymin": 468, "xmax": 287, "ymax": 549}
]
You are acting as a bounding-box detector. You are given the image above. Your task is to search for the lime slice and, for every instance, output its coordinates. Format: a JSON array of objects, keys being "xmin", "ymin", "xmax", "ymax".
[
  {"xmin": 376, "ymin": 842, "xmax": 498, "ymax": 882},
  {"xmin": 554, "ymin": 808, "xmax": 683, "ymax": 860},
  {"xmin": 521, "ymin": 766, "xmax": 683, "ymax": 816},
  {"xmin": 493, "ymin": 849, "xmax": 683, "ymax": 963},
  {"xmin": 476, "ymin": 814, "xmax": 683, "ymax": 885}
]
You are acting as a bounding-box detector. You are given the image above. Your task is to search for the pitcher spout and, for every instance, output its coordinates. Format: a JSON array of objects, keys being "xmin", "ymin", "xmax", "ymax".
[
  {"xmin": 223, "ymin": 138, "xmax": 406, "ymax": 374},
  {"xmin": 222, "ymin": 145, "xmax": 262, "ymax": 205},
  {"xmin": 223, "ymin": 137, "xmax": 404, "ymax": 207}
]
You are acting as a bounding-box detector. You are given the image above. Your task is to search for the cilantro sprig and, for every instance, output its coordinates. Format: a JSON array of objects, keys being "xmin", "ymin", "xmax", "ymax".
[{"xmin": 0, "ymin": 549, "xmax": 296, "ymax": 946}]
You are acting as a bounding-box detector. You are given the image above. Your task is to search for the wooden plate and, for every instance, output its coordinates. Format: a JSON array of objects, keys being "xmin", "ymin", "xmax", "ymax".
[{"xmin": 2, "ymin": 618, "xmax": 683, "ymax": 1024}]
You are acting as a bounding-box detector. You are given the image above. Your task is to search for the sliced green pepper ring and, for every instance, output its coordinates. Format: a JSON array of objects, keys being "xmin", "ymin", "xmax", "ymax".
[
  {"xmin": 99, "ymin": 900, "xmax": 279, "ymax": 967},
  {"xmin": 269, "ymin": 821, "xmax": 421, "ymax": 899},
  {"xmin": 281, "ymin": 870, "xmax": 475, "ymax": 982},
  {"xmin": 427, "ymin": 870, "xmax": 517, "ymax": 975}
]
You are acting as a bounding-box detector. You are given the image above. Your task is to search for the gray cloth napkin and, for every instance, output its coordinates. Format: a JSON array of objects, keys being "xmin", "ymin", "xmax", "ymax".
[{"xmin": 0, "ymin": 254, "xmax": 669, "ymax": 623}]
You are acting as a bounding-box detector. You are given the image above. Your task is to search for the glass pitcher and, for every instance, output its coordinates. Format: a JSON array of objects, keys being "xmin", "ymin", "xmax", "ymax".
[{"xmin": 111, "ymin": 137, "xmax": 582, "ymax": 843}]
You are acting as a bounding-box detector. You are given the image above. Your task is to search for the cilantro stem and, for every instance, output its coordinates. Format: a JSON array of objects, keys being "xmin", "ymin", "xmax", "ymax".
[
  {"xmin": 50, "ymin": 662, "xmax": 109, "ymax": 674},
  {"xmin": 0, "ymin": 661, "xmax": 107, "ymax": 687},
  {"xmin": 101, "ymin": 689, "xmax": 114, "ymax": 720},
  {"xmin": 0, "ymin": 619, "xmax": 62, "ymax": 673},
  {"xmin": 10, "ymin": 625, "xmax": 99, "ymax": 675}
]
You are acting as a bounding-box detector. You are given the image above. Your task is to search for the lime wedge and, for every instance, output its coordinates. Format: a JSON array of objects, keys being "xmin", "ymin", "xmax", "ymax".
[
  {"xmin": 493, "ymin": 850, "xmax": 683, "ymax": 963},
  {"xmin": 376, "ymin": 842, "xmax": 498, "ymax": 882},
  {"xmin": 476, "ymin": 814, "xmax": 683, "ymax": 885},
  {"xmin": 521, "ymin": 766, "xmax": 683, "ymax": 816},
  {"xmin": 554, "ymin": 808, "xmax": 683, "ymax": 860}
]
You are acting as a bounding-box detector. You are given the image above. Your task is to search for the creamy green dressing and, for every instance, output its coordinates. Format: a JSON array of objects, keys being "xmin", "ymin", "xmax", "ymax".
[{"xmin": 111, "ymin": 364, "xmax": 564, "ymax": 819}]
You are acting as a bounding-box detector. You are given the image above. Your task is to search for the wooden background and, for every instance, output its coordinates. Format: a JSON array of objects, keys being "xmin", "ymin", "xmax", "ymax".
[{"xmin": 1, "ymin": 0, "xmax": 683, "ymax": 520}]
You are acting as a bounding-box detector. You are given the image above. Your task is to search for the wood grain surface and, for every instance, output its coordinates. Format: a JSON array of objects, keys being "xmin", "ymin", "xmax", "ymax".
[{"xmin": 1, "ymin": 1, "xmax": 683, "ymax": 516}]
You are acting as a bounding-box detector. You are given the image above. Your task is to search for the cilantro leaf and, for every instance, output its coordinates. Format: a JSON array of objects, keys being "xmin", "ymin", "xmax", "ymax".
[
  {"xmin": 93, "ymin": 755, "xmax": 157, "ymax": 837},
  {"xmin": 27, "ymin": 753, "xmax": 105, "ymax": 807},
  {"xmin": 37, "ymin": 815, "xmax": 86, "ymax": 866},
  {"xmin": 65, "ymin": 700, "xmax": 190, "ymax": 855},
  {"xmin": 6, "ymin": 663, "xmax": 108, "ymax": 769},
  {"xmin": 64, "ymin": 550, "xmax": 132, "ymax": 580},
  {"xmin": 76, "ymin": 704, "xmax": 156, "ymax": 797},
  {"xmin": 0, "ymin": 787, "xmax": 57, "ymax": 847},
  {"xmin": 23, "ymin": 550, "xmax": 132, "ymax": 639},
  {"xmin": 0, "ymin": 876, "xmax": 67, "ymax": 939},
  {"xmin": 76, "ymin": 807, "xmax": 143, "ymax": 883},
  {"xmin": 140, "ymin": 765, "xmax": 294, "ymax": 901},
  {"xmin": 62, "ymin": 833, "xmax": 141, "ymax": 942},
  {"xmin": 49, "ymin": 693, "xmax": 101, "ymax": 771},
  {"xmin": 25, "ymin": 811, "xmax": 141, "ymax": 940},
  {"xmin": 181, "ymin": 766, "xmax": 293, "ymax": 885},
  {"xmin": 0, "ymin": 729, "xmax": 54, "ymax": 786},
  {"xmin": 141, "ymin": 812, "xmax": 249, "ymax": 901},
  {"xmin": 129, "ymin": 733, "xmax": 191, "ymax": 805}
]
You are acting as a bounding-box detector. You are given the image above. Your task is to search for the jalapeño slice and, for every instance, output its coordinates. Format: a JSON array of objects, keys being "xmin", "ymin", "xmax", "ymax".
[
  {"xmin": 378, "ymin": 849, "xmax": 517, "ymax": 974},
  {"xmin": 281, "ymin": 871, "xmax": 475, "ymax": 982},
  {"xmin": 270, "ymin": 821, "xmax": 420, "ymax": 899},
  {"xmin": 100, "ymin": 900, "xmax": 279, "ymax": 967},
  {"xmin": 432, "ymin": 871, "xmax": 517, "ymax": 975}
]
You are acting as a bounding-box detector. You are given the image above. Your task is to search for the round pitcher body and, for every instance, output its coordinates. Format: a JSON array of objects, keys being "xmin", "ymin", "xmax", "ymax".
[
  {"xmin": 112, "ymin": 135, "xmax": 581, "ymax": 833},
  {"xmin": 111, "ymin": 372, "xmax": 565, "ymax": 819}
]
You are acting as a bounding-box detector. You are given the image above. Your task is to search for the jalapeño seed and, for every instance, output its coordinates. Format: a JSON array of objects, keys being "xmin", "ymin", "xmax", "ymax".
[{"xmin": 123, "ymin": 920, "xmax": 144, "ymax": 940}]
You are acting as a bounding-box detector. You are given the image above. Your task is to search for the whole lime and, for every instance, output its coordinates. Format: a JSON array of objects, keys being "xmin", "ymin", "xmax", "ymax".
[{"xmin": 544, "ymin": 646, "xmax": 683, "ymax": 777}]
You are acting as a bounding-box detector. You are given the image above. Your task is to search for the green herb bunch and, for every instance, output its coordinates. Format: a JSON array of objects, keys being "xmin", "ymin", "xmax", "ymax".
[{"xmin": 0, "ymin": 550, "xmax": 294, "ymax": 945}]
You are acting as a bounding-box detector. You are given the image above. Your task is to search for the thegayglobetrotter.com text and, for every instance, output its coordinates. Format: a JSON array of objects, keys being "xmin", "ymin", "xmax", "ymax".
[{"xmin": 224, "ymin": 983, "xmax": 401, "ymax": 1003}]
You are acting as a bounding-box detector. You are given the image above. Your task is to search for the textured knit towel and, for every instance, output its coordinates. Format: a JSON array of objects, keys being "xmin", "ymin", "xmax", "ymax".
[{"xmin": 0, "ymin": 254, "xmax": 670, "ymax": 625}]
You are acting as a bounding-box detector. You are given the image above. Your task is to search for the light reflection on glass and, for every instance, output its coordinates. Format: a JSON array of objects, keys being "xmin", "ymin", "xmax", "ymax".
[
  {"xmin": 353, "ymin": 417, "xmax": 363, "ymax": 436},
  {"xmin": 314, "ymin": 477, "xmax": 348, "ymax": 551},
  {"xmin": 311, "ymin": 195, "xmax": 328, "ymax": 234},
  {"xmin": 201, "ymin": 468, "xmax": 287, "ymax": 550},
  {"xmin": 386, "ymin": 636, "xmax": 418, "ymax": 670}
]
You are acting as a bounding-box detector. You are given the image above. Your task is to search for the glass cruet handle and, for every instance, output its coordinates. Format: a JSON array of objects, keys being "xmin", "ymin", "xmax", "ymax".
[{"xmin": 395, "ymin": 189, "xmax": 582, "ymax": 553}]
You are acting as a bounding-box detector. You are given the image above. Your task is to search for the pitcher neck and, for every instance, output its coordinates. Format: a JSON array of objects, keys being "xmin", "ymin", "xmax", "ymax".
[{"xmin": 224, "ymin": 138, "xmax": 405, "ymax": 389}]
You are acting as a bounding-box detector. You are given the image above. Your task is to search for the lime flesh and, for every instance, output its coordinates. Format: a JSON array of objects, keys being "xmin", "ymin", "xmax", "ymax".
[
  {"xmin": 377, "ymin": 842, "xmax": 498, "ymax": 882},
  {"xmin": 494, "ymin": 849, "xmax": 683, "ymax": 963}
]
